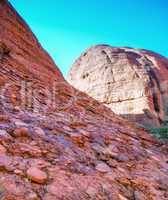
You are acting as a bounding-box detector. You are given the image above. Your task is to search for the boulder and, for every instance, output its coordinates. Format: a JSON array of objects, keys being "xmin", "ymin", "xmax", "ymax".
[{"xmin": 68, "ymin": 45, "xmax": 168, "ymax": 127}]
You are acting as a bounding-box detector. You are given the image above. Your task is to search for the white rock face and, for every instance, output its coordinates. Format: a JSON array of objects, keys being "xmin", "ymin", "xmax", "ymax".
[{"xmin": 68, "ymin": 45, "xmax": 168, "ymax": 127}]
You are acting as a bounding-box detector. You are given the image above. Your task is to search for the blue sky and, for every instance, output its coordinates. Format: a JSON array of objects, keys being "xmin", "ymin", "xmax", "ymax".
[{"xmin": 10, "ymin": 0, "xmax": 168, "ymax": 77}]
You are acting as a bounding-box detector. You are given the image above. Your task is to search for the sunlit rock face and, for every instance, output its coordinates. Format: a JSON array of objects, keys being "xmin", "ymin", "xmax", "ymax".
[
  {"xmin": 0, "ymin": 0, "xmax": 64, "ymax": 90},
  {"xmin": 0, "ymin": 0, "xmax": 65, "ymax": 112},
  {"xmin": 0, "ymin": 1, "xmax": 168, "ymax": 200},
  {"xmin": 68, "ymin": 45, "xmax": 168, "ymax": 127}
]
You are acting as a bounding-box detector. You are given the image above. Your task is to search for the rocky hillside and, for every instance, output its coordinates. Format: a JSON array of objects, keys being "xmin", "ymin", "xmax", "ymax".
[
  {"xmin": 68, "ymin": 45, "xmax": 168, "ymax": 127},
  {"xmin": 0, "ymin": 1, "xmax": 168, "ymax": 199}
]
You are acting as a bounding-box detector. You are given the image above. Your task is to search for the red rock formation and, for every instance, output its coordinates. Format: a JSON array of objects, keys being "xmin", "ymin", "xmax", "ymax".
[
  {"xmin": 0, "ymin": 1, "xmax": 168, "ymax": 200},
  {"xmin": 68, "ymin": 45, "xmax": 168, "ymax": 127},
  {"xmin": 0, "ymin": 0, "xmax": 63, "ymax": 87}
]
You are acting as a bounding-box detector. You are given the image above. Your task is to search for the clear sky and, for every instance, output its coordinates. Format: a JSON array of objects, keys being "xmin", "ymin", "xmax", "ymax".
[{"xmin": 9, "ymin": 0, "xmax": 168, "ymax": 77}]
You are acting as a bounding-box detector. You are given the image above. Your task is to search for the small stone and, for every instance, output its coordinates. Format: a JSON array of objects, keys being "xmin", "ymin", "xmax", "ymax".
[
  {"xmin": 156, "ymin": 177, "xmax": 168, "ymax": 191},
  {"xmin": 0, "ymin": 115, "xmax": 10, "ymax": 122},
  {"xmin": 0, "ymin": 185, "xmax": 6, "ymax": 200},
  {"xmin": 92, "ymin": 144, "xmax": 104, "ymax": 153},
  {"xmin": 96, "ymin": 162, "xmax": 111, "ymax": 173},
  {"xmin": 133, "ymin": 191, "xmax": 146, "ymax": 200},
  {"xmin": 13, "ymin": 106, "xmax": 20, "ymax": 112},
  {"xmin": 0, "ymin": 144, "xmax": 7, "ymax": 155},
  {"xmin": 19, "ymin": 143, "xmax": 42, "ymax": 157},
  {"xmin": 115, "ymin": 154, "xmax": 129, "ymax": 162},
  {"xmin": 13, "ymin": 127, "xmax": 29, "ymax": 137},
  {"xmin": 0, "ymin": 155, "xmax": 13, "ymax": 171},
  {"xmin": 86, "ymin": 186, "xmax": 97, "ymax": 198},
  {"xmin": 47, "ymin": 184, "xmax": 58, "ymax": 195},
  {"xmin": 14, "ymin": 169, "xmax": 23, "ymax": 175},
  {"xmin": 0, "ymin": 130, "xmax": 8, "ymax": 137},
  {"xmin": 70, "ymin": 133, "xmax": 84, "ymax": 146},
  {"xmin": 107, "ymin": 159, "xmax": 118, "ymax": 168},
  {"xmin": 118, "ymin": 194, "xmax": 129, "ymax": 200},
  {"xmin": 0, "ymin": 130, "xmax": 12, "ymax": 141},
  {"xmin": 34, "ymin": 127, "xmax": 46, "ymax": 137},
  {"xmin": 117, "ymin": 178, "xmax": 131, "ymax": 186},
  {"xmin": 14, "ymin": 120, "xmax": 28, "ymax": 127},
  {"xmin": 30, "ymin": 141, "xmax": 37, "ymax": 146},
  {"xmin": 27, "ymin": 167, "xmax": 48, "ymax": 184},
  {"xmin": 79, "ymin": 129, "xmax": 91, "ymax": 138},
  {"xmin": 27, "ymin": 192, "xmax": 39, "ymax": 200}
]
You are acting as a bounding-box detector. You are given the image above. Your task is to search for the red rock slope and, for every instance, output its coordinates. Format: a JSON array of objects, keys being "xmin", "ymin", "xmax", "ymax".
[
  {"xmin": 68, "ymin": 45, "xmax": 168, "ymax": 127},
  {"xmin": 0, "ymin": 1, "xmax": 168, "ymax": 200}
]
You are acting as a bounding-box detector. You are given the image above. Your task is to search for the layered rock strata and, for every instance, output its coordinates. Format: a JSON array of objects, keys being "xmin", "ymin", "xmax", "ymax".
[
  {"xmin": 0, "ymin": 1, "xmax": 168, "ymax": 199},
  {"xmin": 68, "ymin": 45, "xmax": 168, "ymax": 127}
]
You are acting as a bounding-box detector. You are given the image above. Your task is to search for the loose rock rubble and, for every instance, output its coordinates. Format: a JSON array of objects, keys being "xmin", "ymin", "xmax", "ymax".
[{"xmin": 0, "ymin": 1, "xmax": 167, "ymax": 200}]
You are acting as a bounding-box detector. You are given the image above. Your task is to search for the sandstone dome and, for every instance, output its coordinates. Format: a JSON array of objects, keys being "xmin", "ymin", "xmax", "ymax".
[{"xmin": 68, "ymin": 45, "xmax": 168, "ymax": 127}]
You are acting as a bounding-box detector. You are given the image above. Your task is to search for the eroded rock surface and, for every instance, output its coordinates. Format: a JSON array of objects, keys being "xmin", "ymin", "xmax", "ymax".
[
  {"xmin": 0, "ymin": 1, "xmax": 168, "ymax": 200},
  {"xmin": 68, "ymin": 45, "xmax": 168, "ymax": 127}
]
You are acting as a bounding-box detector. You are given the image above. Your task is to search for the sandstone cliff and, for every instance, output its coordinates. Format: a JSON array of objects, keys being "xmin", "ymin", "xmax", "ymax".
[
  {"xmin": 68, "ymin": 45, "xmax": 168, "ymax": 127},
  {"xmin": 0, "ymin": 0, "xmax": 63, "ymax": 83},
  {"xmin": 0, "ymin": 1, "xmax": 168, "ymax": 199}
]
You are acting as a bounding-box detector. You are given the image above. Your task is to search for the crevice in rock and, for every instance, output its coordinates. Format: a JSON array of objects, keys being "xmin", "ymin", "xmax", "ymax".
[
  {"xmin": 105, "ymin": 95, "xmax": 145, "ymax": 104},
  {"xmin": 152, "ymin": 92, "xmax": 160, "ymax": 113},
  {"xmin": 82, "ymin": 73, "xmax": 89, "ymax": 79},
  {"xmin": 148, "ymin": 74, "xmax": 161, "ymax": 113},
  {"xmin": 0, "ymin": 42, "xmax": 10, "ymax": 61},
  {"xmin": 126, "ymin": 51, "xmax": 142, "ymax": 67},
  {"xmin": 101, "ymin": 50, "xmax": 115, "ymax": 82},
  {"xmin": 126, "ymin": 51, "xmax": 142, "ymax": 59},
  {"xmin": 101, "ymin": 50, "xmax": 112, "ymax": 65},
  {"xmin": 144, "ymin": 56, "xmax": 162, "ymax": 114}
]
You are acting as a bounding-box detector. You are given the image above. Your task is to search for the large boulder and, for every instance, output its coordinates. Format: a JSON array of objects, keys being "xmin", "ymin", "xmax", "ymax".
[
  {"xmin": 0, "ymin": 1, "xmax": 168, "ymax": 199},
  {"xmin": 68, "ymin": 45, "xmax": 168, "ymax": 127}
]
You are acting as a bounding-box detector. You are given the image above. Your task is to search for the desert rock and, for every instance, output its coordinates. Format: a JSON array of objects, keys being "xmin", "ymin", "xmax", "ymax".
[
  {"xmin": 68, "ymin": 45, "xmax": 168, "ymax": 127},
  {"xmin": 0, "ymin": 1, "xmax": 167, "ymax": 200},
  {"xmin": 27, "ymin": 167, "xmax": 48, "ymax": 184}
]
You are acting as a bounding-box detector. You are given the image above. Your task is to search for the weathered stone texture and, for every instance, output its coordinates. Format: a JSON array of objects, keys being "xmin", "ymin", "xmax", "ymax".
[
  {"xmin": 68, "ymin": 45, "xmax": 168, "ymax": 127},
  {"xmin": 0, "ymin": 1, "xmax": 168, "ymax": 200}
]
